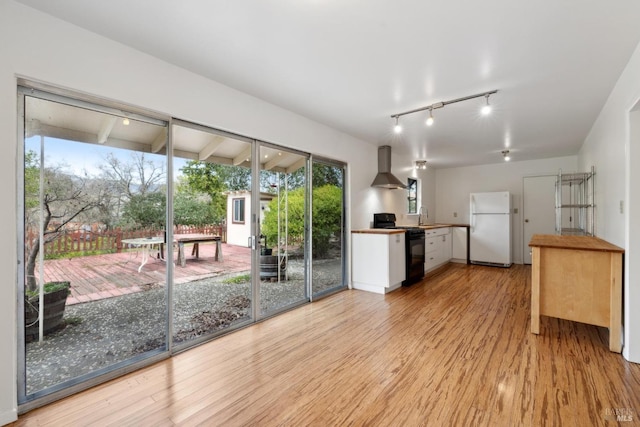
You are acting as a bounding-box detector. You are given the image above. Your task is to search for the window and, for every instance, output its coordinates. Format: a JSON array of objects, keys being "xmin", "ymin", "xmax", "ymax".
[
  {"xmin": 407, "ymin": 178, "xmax": 418, "ymax": 214},
  {"xmin": 233, "ymin": 198, "xmax": 245, "ymax": 223}
]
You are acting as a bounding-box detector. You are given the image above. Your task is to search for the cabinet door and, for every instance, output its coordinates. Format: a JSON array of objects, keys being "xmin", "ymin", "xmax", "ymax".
[
  {"xmin": 441, "ymin": 234, "xmax": 452, "ymax": 261},
  {"xmin": 388, "ymin": 233, "xmax": 406, "ymax": 285}
]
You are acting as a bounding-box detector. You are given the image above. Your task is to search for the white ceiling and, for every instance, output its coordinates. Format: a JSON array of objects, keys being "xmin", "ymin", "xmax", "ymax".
[{"xmin": 15, "ymin": 0, "xmax": 640, "ymax": 168}]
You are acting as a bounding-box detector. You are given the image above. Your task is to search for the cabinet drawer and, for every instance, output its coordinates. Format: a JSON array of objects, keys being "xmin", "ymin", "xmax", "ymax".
[
  {"xmin": 424, "ymin": 227, "xmax": 451, "ymax": 237},
  {"xmin": 425, "ymin": 254, "xmax": 440, "ymax": 270},
  {"xmin": 425, "ymin": 237, "xmax": 439, "ymax": 254}
]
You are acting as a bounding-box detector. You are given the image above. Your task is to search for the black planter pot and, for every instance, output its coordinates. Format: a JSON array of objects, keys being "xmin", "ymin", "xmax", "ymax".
[{"xmin": 25, "ymin": 281, "xmax": 70, "ymax": 342}]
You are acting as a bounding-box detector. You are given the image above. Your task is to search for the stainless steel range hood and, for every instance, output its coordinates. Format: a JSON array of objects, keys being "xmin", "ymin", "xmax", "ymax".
[{"xmin": 371, "ymin": 145, "xmax": 406, "ymax": 189}]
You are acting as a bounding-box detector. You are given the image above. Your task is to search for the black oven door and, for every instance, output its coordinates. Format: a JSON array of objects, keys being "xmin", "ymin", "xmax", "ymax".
[{"xmin": 403, "ymin": 232, "xmax": 425, "ymax": 286}]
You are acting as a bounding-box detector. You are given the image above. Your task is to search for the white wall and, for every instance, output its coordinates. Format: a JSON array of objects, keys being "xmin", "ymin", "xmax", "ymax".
[
  {"xmin": 0, "ymin": 1, "xmax": 424, "ymax": 421},
  {"xmin": 578, "ymin": 40, "xmax": 640, "ymax": 363},
  {"xmin": 434, "ymin": 156, "xmax": 578, "ymax": 264}
]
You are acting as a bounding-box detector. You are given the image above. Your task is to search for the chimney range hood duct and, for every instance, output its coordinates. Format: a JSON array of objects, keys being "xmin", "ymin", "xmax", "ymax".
[{"xmin": 371, "ymin": 145, "xmax": 406, "ymax": 189}]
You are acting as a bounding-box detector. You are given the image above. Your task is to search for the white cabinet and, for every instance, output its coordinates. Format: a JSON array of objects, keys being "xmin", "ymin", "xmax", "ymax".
[
  {"xmin": 424, "ymin": 227, "xmax": 452, "ymax": 272},
  {"xmin": 452, "ymin": 227, "xmax": 468, "ymax": 263},
  {"xmin": 352, "ymin": 231, "xmax": 406, "ymax": 294}
]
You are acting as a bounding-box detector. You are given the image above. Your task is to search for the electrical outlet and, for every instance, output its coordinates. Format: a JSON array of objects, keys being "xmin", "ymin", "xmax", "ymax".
[
  {"xmin": 620, "ymin": 200, "xmax": 624, "ymax": 214},
  {"xmin": 453, "ymin": 212, "xmax": 458, "ymax": 218}
]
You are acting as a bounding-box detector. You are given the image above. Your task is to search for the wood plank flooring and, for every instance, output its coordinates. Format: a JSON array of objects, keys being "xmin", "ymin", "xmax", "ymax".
[{"xmin": 12, "ymin": 264, "xmax": 640, "ymax": 426}]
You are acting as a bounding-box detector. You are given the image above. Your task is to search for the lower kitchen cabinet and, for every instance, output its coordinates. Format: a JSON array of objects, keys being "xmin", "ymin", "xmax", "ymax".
[
  {"xmin": 425, "ymin": 227, "xmax": 452, "ymax": 272},
  {"xmin": 351, "ymin": 230, "xmax": 406, "ymax": 294}
]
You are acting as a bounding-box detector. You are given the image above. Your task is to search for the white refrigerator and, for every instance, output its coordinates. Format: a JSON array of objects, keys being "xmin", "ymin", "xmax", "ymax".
[{"xmin": 470, "ymin": 191, "xmax": 512, "ymax": 267}]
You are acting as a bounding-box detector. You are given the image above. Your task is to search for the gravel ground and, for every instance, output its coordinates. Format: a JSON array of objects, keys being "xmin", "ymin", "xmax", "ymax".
[{"xmin": 25, "ymin": 258, "xmax": 343, "ymax": 394}]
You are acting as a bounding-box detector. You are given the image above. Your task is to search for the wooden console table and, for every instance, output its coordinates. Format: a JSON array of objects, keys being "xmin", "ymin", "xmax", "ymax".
[{"xmin": 529, "ymin": 234, "xmax": 624, "ymax": 352}]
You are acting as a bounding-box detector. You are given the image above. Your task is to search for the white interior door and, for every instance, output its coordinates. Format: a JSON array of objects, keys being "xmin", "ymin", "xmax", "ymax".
[{"xmin": 523, "ymin": 175, "xmax": 557, "ymax": 264}]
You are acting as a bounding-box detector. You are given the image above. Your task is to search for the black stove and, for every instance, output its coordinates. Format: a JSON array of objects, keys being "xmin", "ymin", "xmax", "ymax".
[{"xmin": 373, "ymin": 213, "xmax": 425, "ymax": 286}]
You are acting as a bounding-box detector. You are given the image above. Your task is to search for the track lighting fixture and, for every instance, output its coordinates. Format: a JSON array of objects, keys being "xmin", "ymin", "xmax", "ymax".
[
  {"xmin": 122, "ymin": 117, "xmax": 130, "ymax": 126},
  {"xmin": 426, "ymin": 108, "xmax": 434, "ymax": 127},
  {"xmin": 481, "ymin": 93, "xmax": 492, "ymax": 115},
  {"xmin": 502, "ymin": 150, "xmax": 510, "ymax": 161},
  {"xmin": 393, "ymin": 116, "xmax": 402, "ymax": 134},
  {"xmin": 391, "ymin": 90, "xmax": 497, "ymax": 131},
  {"xmin": 415, "ymin": 160, "xmax": 428, "ymax": 170}
]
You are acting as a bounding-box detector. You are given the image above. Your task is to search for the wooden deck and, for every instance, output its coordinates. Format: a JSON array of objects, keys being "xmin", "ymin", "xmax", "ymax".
[{"xmin": 39, "ymin": 243, "xmax": 251, "ymax": 305}]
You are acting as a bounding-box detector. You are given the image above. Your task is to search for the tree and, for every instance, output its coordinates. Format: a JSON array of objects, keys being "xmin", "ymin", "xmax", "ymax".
[
  {"xmin": 98, "ymin": 152, "xmax": 166, "ymax": 227},
  {"xmin": 24, "ymin": 150, "xmax": 102, "ymax": 292},
  {"xmin": 311, "ymin": 185, "xmax": 343, "ymax": 257},
  {"xmin": 99, "ymin": 152, "xmax": 165, "ymax": 197},
  {"xmin": 120, "ymin": 192, "xmax": 166, "ymax": 228},
  {"xmin": 173, "ymin": 178, "xmax": 219, "ymax": 225},
  {"xmin": 261, "ymin": 185, "xmax": 342, "ymax": 258}
]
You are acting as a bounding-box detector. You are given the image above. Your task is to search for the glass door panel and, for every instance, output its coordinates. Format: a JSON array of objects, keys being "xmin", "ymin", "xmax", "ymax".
[
  {"xmin": 170, "ymin": 121, "xmax": 254, "ymax": 348},
  {"xmin": 258, "ymin": 144, "xmax": 309, "ymax": 316},
  {"xmin": 20, "ymin": 93, "xmax": 169, "ymax": 401},
  {"xmin": 311, "ymin": 159, "xmax": 347, "ymax": 298}
]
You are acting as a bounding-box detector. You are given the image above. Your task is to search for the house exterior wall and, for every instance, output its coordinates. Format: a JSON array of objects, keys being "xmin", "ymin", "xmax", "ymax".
[{"xmin": 226, "ymin": 193, "xmax": 251, "ymax": 247}]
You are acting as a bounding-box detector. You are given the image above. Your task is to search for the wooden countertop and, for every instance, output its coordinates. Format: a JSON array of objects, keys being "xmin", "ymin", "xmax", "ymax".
[
  {"xmin": 351, "ymin": 229, "xmax": 406, "ymax": 235},
  {"xmin": 528, "ymin": 234, "xmax": 624, "ymax": 253}
]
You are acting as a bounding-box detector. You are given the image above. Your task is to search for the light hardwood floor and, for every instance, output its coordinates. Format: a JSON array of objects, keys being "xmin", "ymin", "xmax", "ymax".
[{"xmin": 12, "ymin": 264, "xmax": 640, "ymax": 426}]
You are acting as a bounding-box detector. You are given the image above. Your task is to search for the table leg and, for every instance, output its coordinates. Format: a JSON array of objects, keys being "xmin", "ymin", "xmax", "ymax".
[
  {"xmin": 179, "ymin": 242, "xmax": 186, "ymax": 267},
  {"xmin": 215, "ymin": 240, "xmax": 223, "ymax": 262},
  {"xmin": 531, "ymin": 247, "xmax": 540, "ymax": 334},
  {"xmin": 192, "ymin": 243, "xmax": 199, "ymax": 258},
  {"xmin": 138, "ymin": 246, "xmax": 150, "ymax": 273},
  {"xmin": 610, "ymin": 253, "xmax": 623, "ymax": 353}
]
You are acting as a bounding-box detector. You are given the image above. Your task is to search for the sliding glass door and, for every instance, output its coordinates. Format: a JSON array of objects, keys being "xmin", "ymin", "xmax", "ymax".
[
  {"xmin": 311, "ymin": 158, "xmax": 347, "ymax": 298},
  {"xmin": 17, "ymin": 86, "xmax": 345, "ymax": 410},
  {"xmin": 170, "ymin": 121, "xmax": 255, "ymax": 348},
  {"xmin": 18, "ymin": 88, "xmax": 169, "ymax": 403},
  {"xmin": 258, "ymin": 143, "xmax": 310, "ymax": 316}
]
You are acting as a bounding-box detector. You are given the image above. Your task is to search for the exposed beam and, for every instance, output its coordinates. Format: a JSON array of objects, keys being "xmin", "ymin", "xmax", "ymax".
[
  {"xmin": 151, "ymin": 129, "xmax": 167, "ymax": 153},
  {"xmin": 34, "ymin": 123, "xmax": 98, "ymax": 144},
  {"xmin": 198, "ymin": 135, "xmax": 225, "ymax": 160},
  {"xmin": 286, "ymin": 158, "xmax": 307, "ymax": 174},
  {"xmin": 97, "ymin": 117, "xmax": 117, "ymax": 144},
  {"xmin": 233, "ymin": 146, "xmax": 252, "ymax": 166},
  {"xmin": 263, "ymin": 152, "xmax": 293, "ymax": 171}
]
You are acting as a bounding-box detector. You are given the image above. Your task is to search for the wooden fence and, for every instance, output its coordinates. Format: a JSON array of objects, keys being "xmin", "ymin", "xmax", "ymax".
[{"xmin": 28, "ymin": 225, "xmax": 227, "ymax": 258}]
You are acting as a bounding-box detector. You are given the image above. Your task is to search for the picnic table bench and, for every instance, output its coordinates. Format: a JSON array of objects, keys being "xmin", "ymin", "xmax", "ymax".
[{"xmin": 173, "ymin": 233, "xmax": 223, "ymax": 267}]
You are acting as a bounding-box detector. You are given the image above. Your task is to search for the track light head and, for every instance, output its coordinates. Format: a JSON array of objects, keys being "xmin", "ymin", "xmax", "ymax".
[
  {"xmin": 426, "ymin": 109, "xmax": 434, "ymax": 127},
  {"xmin": 481, "ymin": 94, "xmax": 492, "ymax": 115},
  {"xmin": 393, "ymin": 116, "xmax": 402, "ymax": 134},
  {"xmin": 502, "ymin": 150, "xmax": 510, "ymax": 161}
]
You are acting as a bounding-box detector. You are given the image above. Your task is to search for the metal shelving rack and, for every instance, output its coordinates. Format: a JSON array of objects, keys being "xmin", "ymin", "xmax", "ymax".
[{"xmin": 555, "ymin": 166, "xmax": 595, "ymax": 236}]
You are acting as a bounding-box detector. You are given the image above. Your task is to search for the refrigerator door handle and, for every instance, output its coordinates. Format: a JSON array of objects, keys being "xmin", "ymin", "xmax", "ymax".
[{"xmin": 470, "ymin": 195, "xmax": 476, "ymax": 232}]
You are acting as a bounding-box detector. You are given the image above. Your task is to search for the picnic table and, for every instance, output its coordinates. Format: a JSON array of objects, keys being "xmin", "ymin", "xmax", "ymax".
[
  {"xmin": 173, "ymin": 234, "xmax": 223, "ymax": 267},
  {"xmin": 123, "ymin": 234, "xmax": 222, "ymax": 271},
  {"xmin": 121, "ymin": 237, "xmax": 165, "ymax": 272}
]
